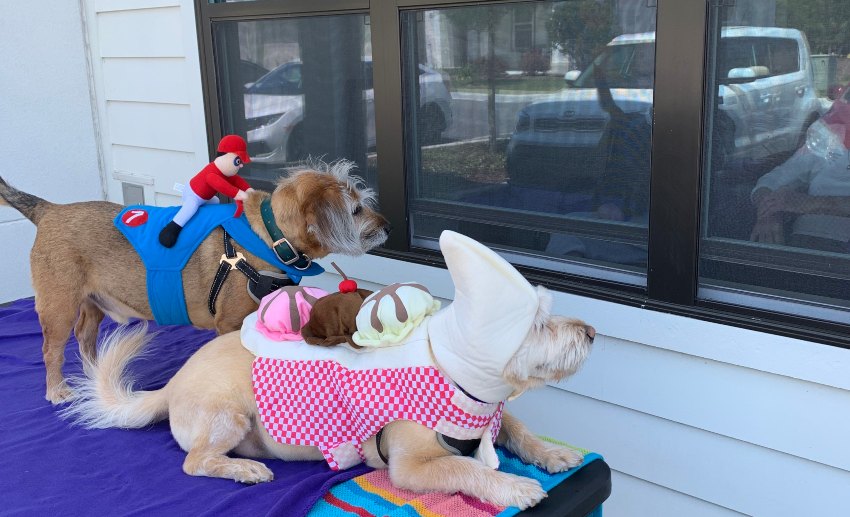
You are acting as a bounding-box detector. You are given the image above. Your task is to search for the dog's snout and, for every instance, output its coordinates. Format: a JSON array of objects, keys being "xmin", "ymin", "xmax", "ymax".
[
  {"xmin": 585, "ymin": 325, "xmax": 596, "ymax": 341},
  {"xmin": 383, "ymin": 224, "xmax": 393, "ymax": 236}
]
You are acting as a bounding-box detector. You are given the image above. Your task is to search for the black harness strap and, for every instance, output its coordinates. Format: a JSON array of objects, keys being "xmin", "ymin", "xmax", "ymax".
[
  {"xmin": 208, "ymin": 229, "xmax": 294, "ymax": 316},
  {"xmin": 454, "ymin": 383, "xmax": 487, "ymax": 403},
  {"xmin": 375, "ymin": 428, "xmax": 390, "ymax": 465},
  {"xmin": 374, "ymin": 428, "xmax": 480, "ymax": 466},
  {"xmin": 436, "ymin": 434, "xmax": 481, "ymax": 457}
]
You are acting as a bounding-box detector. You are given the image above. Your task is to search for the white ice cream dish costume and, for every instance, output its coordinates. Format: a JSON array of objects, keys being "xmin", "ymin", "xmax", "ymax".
[{"xmin": 241, "ymin": 230, "xmax": 541, "ymax": 470}]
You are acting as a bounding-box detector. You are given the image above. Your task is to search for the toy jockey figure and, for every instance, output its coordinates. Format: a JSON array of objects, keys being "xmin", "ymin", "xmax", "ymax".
[{"xmin": 159, "ymin": 134, "xmax": 254, "ymax": 248}]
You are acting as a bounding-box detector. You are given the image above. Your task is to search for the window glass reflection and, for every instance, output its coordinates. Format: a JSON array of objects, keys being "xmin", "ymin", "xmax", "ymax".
[
  {"xmin": 700, "ymin": 1, "xmax": 850, "ymax": 319},
  {"xmin": 403, "ymin": 1, "xmax": 657, "ymax": 284},
  {"xmin": 212, "ymin": 15, "xmax": 376, "ymax": 190}
]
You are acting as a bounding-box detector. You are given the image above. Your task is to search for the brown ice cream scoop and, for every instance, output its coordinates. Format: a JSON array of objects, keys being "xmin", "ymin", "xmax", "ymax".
[{"xmin": 301, "ymin": 288, "xmax": 374, "ymax": 348}]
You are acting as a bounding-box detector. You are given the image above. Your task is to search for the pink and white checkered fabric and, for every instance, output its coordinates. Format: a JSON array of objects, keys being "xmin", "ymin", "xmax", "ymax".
[{"xmin": 252, "ymin": 358, "xmax": 503, "ymax": 470}]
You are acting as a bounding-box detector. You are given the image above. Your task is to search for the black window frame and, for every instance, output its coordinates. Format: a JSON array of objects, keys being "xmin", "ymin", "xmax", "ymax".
[{"xmin": 194, "ymin": 0, "xmax": 850, "ymax": 349}]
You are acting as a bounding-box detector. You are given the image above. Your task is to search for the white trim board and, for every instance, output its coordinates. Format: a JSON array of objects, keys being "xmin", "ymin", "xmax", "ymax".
[{"xmin": 319, "ymin": 253, "xmax": 850, "ymax": 392}]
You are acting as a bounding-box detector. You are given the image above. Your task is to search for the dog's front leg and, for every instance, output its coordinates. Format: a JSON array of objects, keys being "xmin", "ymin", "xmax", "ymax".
[
  {"xmin": 383, "ymin": 422, "xmax": 546, "ymax": 510},
  {"xmin": 497, "ymin": 411, "xmax": 583, "ymax": 473},
  {"xmin": 390, "ymin": 451, "xmax": 547, "ymax": 510}
]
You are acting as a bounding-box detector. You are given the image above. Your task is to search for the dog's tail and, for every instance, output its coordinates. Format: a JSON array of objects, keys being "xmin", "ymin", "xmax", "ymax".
[
  {"xmin": 0, "ymin": 176, "xmax": 53, "ymax": 225},
  {"xmin": 60, "ymin": 323, "xmax": 170, "ymax": 429}
]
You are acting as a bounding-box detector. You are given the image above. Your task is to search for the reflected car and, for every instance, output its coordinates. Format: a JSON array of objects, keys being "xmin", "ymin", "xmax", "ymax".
[
  {"xmin": 245, "ymin": 60, "xmax": 453, "ymax": 164},
  {"xmin": 506, "ymin": 27, "xmax": 822, "ymax": 190},
  {"xmin": 240, "ymin": 59, "xmax": 270, "ymax": 85}
]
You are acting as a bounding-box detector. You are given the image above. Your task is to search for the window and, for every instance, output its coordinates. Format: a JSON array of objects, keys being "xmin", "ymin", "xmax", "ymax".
[
  {"xmin": 196, "ymin": 0, "xmax": 850, "ymax": 346},
  {"xmin": 572, "ymin": 41, "xmax": 655, "ymax": 89},
  {"xmin": 513, "ymin": 4, "xmax": 535, "ymax": 52},
  {"xmin": 769, "ymin": 38, "xmax": 800, "ymax": 76},
  {"xmin": 700, "ymin": 4, "xmax": 850, "ymax": 322},
  {"xmin": 401, "ymin": 1, "xmax": 656, "ymax": 286},
  {"xmin": 210, "ymin": 14, "xmax": 376, "ymax": 191},
  {"xmin": 715, "ymin": 36, "xmax": 801, "ymax": 80}
]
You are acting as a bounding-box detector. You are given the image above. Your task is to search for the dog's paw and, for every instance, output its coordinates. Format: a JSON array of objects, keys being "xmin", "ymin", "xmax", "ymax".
[
  {"xmin": 536, "ymin": 446, "xmax": 584, "ymax": 473},
  {"xmin": 493, "ymin": 477, "xmax": 547, "ymax": 510},
  {"xmin": 231, "ymin": 459, "xmax": 274, "ymax": 484},
  {"xmin": 539, "ymin": 447, "xmax": 584, "ymax": 474},
  {"xmin": 46, "ymin": 383, "xmax": 75, "ymax": 405}
]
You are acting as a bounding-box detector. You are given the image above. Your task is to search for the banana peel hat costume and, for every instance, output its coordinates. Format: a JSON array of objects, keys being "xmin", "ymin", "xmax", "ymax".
[{"xmin": 241, "ymin": 230, "xmax": 540, "ymax": 470}]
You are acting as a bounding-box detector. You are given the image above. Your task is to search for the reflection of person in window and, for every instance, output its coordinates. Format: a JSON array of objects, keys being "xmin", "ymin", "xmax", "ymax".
[
  {"xmin": 591, "ymin": 64, "xmax": 651, "ymax": 222},
  {"xmin": 750, "ymin": 104, "xmax": 850, "ymax": 250}
]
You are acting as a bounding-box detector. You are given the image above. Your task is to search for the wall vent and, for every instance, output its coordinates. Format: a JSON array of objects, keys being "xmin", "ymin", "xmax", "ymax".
[{"xmin": 122, "ymin": 182, "xmax": 145, "ymax": 206}]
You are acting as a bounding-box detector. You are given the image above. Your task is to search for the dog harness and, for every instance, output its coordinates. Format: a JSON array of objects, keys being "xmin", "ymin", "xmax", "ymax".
[
  {"xmin": 115, "ymin": 204, "xmax": 324, "ymax": 326},
  {"xmin": 252, "ymin": 358, "xmax": 503, "ymax": 470}
]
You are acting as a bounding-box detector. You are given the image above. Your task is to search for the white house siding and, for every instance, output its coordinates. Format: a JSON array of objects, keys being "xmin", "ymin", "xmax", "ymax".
[
  {"xmin": 0, "ymin": 0, "xmax": 103, "ymax": 303},
  {"xmin": 314, "ymin": 253, "xmax": 850, "ymax": 517},
  {"xmin": 0, "ymin": 0, "xmax": 208, "ymax": 304},
  {"xmin": 85, "ymin": 0, "xmax": 209, "ymax": 209}
]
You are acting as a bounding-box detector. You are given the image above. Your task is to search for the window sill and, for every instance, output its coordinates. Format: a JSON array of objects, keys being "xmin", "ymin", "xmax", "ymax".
[{"xmin": 321, "ymin": 250, "xmax": 850, "ymax": 392}]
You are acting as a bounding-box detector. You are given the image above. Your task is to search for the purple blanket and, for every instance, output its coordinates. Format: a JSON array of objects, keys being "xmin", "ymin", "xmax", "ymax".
[{"xmin": 0, "ymin": 299, "xmax": 371, "ymax": 516}]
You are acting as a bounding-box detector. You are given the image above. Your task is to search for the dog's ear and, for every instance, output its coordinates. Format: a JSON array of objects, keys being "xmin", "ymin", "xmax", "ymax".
[
  {"xmin": 302, "ymin": 184, "xmax": 332, "ymax": 231},
  {"xmin": 302, "ymin": 200, "xmax": 321, "ymax": 238},
  {"xmin": 301, "ymin": 183, "xmax": 351, "ymax": 253}
]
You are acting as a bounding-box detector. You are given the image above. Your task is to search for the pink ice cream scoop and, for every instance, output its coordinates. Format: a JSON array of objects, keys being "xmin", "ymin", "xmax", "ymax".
[{"xmin": 255, "ymin": 286, "xmax": 329, "ymax": 341}]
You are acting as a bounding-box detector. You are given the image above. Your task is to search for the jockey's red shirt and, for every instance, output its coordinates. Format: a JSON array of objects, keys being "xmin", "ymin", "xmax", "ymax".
[{"xmin": 189, "ymin": 162, "xmax": 251, "ymax": 200}]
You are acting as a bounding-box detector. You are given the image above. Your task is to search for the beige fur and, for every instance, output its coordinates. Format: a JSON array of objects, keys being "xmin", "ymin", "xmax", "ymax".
[
  {"xmin": 0, "ymin": 161, "xmax": 389, "ymax": 403},
  {"xmin": 61, "ymin": 287, "xmax": 594, "ymax": 510}
]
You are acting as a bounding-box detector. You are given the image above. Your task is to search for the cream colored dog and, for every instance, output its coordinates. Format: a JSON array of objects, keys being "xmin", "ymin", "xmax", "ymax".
[{"xmin": 63, "ymin": 231, "xmax": 595, "ymax": 510}]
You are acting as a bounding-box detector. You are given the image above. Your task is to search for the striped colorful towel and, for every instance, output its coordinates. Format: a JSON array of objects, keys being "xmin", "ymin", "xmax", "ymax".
[{"xmin": 308, "ymin": 441, "xmax": 602, "ymax": 517}]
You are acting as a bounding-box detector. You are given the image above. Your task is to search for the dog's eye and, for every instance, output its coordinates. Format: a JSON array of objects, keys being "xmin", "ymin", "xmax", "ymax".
[{"xmin": 352, "ymin": 205, "xmax": 362, "ymax": 216}]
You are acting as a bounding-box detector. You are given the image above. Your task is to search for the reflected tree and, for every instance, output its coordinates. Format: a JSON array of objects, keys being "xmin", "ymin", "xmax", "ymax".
[
  {"xmin": 547, "ymin": 0, "xmax": 615, "ymax": 71},
  {"xmin": 446, "ymin": 6, "xmax": 510, "ymax": 152},
  {"xmin": 777, "ymin": 0, "xmax": 850, "ymax": 55}
]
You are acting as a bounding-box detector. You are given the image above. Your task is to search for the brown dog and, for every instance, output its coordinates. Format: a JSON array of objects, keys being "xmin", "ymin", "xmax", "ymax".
[
  {"xmin": 61, "ymin": 280, "xmax": 595, "ymax": 509},
  {"xmin": 0, "ymin": 161, "xmax": 389, "ymax": 403}
]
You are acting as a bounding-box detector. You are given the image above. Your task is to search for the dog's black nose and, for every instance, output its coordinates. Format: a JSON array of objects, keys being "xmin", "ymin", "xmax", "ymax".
[
  {"xmin": 384, "ymin": 224, "xmax": 393, "ymax": 236},
  {"xmin": 585, "ymin": 325, "xmax": 596, "ymax": 342}
]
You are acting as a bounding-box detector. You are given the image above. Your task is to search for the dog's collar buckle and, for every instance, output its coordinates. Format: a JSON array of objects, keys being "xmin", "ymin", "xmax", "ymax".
[
  {"xmin": 261, "ymin": 198, "xmax": 311, "ymax": 271},
  {"xmin": 219, "ymin": 251, "xmax": 245, "ymax": 270},
  {"xmin": 271, "ymin": 237, "xmax": 312, "ymax": 270}
]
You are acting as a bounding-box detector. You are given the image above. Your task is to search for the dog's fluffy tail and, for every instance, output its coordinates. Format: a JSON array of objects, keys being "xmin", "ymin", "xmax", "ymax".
[
  {"xmin": 60, "ymin": 323, "xmax": 170, "ymax": 429},
  {"xmin": 0, "ymin": 176, "xmax": 52, "ymax": 225}
]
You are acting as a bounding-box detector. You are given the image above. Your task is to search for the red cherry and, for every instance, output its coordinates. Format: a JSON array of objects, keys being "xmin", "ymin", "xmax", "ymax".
[
  {"xmin": 331, "ymin": 262, "xmax": 357, "ymax": 293},
  {"xmin": 339, "ymin": 279, "xmax": 358, "ymax": 293}
]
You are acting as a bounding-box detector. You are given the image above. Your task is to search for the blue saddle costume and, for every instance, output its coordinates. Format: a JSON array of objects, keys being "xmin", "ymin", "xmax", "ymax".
[{"xmin": 115, "ymin": 204, "xmax": 324, "ymax": 326}]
